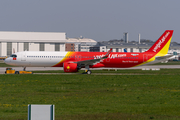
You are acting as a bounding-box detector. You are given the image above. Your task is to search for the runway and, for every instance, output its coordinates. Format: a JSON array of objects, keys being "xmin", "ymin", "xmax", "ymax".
[{"xmin": 0, "ymin": 65, "xmax": 180, "ymax": 74}]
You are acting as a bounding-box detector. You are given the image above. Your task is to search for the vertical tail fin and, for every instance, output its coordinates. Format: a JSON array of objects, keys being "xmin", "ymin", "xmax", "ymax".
[{"xmin": 146, "ymin": 30, "xmax": 174, "ymax": 56}]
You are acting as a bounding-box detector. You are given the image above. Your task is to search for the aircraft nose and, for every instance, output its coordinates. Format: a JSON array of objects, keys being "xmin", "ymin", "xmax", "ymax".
[
  {"xmin": 4, "ymin": 58, "xmax": 10, "ymax": 64},
  {"xmin": 4, "ymin": 58, "xmax": 16, "ymax": 66}
]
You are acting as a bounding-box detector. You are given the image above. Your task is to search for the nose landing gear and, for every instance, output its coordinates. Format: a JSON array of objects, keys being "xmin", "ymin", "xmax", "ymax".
[{"xmin": 23, "ymin": 67, "xmax": 26, "ymax": 71}]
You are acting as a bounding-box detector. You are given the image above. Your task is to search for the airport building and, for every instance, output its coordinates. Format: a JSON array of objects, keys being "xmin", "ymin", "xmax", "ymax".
[
  {"xmin": 0, "ymin": 31, "xmax": 66, "ymax": 57},
  {"xmin": 66, "ymin": 37, "xmax": 97, "ymax": 52},
  {"xmin": 0, "ymin": 31, "xmax": 97, "ymax": 57},
  {"xmin": 90, "ymin": 40, "xmax": 180, "ymax": 53}
]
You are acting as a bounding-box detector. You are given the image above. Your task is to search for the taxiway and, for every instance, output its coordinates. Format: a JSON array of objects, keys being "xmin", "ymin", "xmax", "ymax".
[{"xmin": 0, "ymin": 65, "xmax": 180, "ymax": 74}]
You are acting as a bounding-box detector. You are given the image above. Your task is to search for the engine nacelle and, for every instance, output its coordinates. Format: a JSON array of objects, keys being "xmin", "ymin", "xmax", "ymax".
[{"xmin": 63, "ymin": 62, "xmax": 79, "ymax": 72}]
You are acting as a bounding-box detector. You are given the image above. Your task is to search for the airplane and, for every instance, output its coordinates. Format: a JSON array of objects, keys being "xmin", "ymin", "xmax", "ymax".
[{"xmin": 4, "ymin": 30, "xmax": 174, "ymax": 74}]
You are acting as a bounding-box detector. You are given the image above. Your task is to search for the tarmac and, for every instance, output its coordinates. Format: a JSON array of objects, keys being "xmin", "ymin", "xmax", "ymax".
[{"xmin": 1, "ymin": 65, "xmax": 180, "ymax": 74}]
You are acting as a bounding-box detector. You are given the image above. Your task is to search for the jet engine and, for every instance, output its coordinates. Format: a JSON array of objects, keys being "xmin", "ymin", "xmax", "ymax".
[{"xmin": 63, "ymin": 62, "xmax": 80, "ymax": 72}]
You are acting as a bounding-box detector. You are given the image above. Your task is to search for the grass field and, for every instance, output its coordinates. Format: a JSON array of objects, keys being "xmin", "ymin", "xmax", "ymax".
[
  {"xmin": 0, "ymin": 69, "xmax": 180, "ymax": 120},
  {"xmin": 33, "ymin": 68, "xmax": 180, "ymax": 75}
]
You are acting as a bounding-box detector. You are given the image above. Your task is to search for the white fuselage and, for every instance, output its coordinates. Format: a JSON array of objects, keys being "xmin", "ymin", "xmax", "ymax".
[{"xmin": 5, "ymin": 51, "xmax": 68, "ymax": 67}]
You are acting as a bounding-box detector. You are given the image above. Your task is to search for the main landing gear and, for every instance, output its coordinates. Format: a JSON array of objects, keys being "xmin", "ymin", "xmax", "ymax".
[
  {"xmin": 85, "ymin": 65, "xmax": 91, "ymax": 74},
  {"xmin": 85, "ymin": 70, "xmax": 91, "ymax": 74}
]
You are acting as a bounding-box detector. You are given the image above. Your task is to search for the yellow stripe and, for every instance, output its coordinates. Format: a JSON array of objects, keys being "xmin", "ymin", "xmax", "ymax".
[
  {"xmin": 60, "ymin": 52, "xmax": 73, "ymax": 62},
  {"xmin": 52, "ymin": 52, "xmax": 73, "ymax": 66},
  {"xmin": 155, "ymin": 37, "xmax": 172, "ymax": 57}
]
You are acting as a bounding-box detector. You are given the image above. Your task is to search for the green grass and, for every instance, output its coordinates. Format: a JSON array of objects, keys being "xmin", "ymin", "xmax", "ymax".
[
  {"xmin": 33, "ymin": 68, "xmax": 180, "ymax": 75},
  {"xmin": 0, "ymin": 71, "xmax": 180, "ymax": 119},
  {"xmin": 0, "ymin": 63, "xmax": 14, "ymax": 67}
]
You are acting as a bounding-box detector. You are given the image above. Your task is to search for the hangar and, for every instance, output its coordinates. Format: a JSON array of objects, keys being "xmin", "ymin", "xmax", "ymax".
[
  {"xmin": 0, "ymin": 31, "xmax": 67, "ymax": 57},
  {"xmin": 0, "ymin": 31, "xmax": 97, "ymax": 57}
]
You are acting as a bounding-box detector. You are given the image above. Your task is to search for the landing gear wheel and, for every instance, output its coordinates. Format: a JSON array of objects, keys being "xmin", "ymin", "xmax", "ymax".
[
  {"xmin": 15, "ymin": 71, "xmax": 19, "ymax": 74},
  {"xmin": 86, "ymin": 70, "xmax": 91, "ymax": 74}
]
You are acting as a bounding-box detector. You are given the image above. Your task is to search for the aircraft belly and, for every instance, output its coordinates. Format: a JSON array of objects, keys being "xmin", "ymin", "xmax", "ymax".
[{"xmin": 102, "ymin": 59, "xmax": 142, "ymax": 68}]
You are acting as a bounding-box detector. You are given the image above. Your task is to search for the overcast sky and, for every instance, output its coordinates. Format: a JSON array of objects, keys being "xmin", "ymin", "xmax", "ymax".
[{"xmin": 0, "ymin": 0, "xmax": 179, "ymax": 42}]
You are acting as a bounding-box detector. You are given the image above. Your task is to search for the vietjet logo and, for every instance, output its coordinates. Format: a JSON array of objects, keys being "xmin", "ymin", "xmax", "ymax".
[
  {"xmin": 13, "ymin": 58, "xmax": 16, "ymax": 60},
  {"xmin": 94, "ymin": 54, "xmax": 126, "ymax": 59},
  {"xmin": 153, "ymin": 32, "xmax": 170, "ymax": 52},
  {"xmin": 67, "ymin": 66, "xmax": 70, "ymax": 69}
]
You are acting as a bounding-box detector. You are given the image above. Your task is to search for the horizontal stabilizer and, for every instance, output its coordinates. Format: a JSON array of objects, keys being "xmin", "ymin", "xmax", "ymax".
[{"xmin": 155, "ymin": 54, "xmax": 174, "ymax": 61}]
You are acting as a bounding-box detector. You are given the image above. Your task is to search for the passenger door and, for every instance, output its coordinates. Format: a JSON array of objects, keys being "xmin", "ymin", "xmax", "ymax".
[{"xmin": 21, "ymin": 52, "xmax": 26, "ymax": 61}]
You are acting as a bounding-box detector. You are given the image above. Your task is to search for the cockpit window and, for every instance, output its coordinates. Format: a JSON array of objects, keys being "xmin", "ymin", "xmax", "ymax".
[{"xmin": 10, "ymin": 54, "xmax": 17, "ymax": 58}]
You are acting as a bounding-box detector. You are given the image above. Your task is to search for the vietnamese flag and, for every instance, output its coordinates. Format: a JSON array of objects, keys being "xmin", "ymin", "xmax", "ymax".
[{"xmin": 13, "ymin": 58, "xmax": 16, "ymax": 60}]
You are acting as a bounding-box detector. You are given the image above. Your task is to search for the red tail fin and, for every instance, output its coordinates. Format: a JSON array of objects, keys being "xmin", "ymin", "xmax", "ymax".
[{"xmin": 146, "ymin": 30, "xmax": 173, "ymax": 55}]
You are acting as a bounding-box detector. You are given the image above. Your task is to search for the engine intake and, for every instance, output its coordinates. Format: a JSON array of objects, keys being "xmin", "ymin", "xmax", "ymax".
[{"xmin": 63, "ymin": 62, "xmax": 80, "ymax": 72}]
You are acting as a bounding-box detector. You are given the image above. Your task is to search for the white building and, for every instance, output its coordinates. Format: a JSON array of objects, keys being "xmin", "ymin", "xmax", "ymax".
[
  {"xmin": 0, "ymin": 31, "xmax": 66, "ymax": 56},
  {"xmin": 0, "ymin": 31, "xmax": 98, "ymax": 57},
  {"xmin": 66, "ymin": 38, "xmax": 97, "ymax": 51}
]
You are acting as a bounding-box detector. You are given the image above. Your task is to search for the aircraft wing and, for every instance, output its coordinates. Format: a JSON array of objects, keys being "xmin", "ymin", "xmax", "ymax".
[{"xmin": 74, "ymin": 48, "xmax": 112, "ymax": 66}]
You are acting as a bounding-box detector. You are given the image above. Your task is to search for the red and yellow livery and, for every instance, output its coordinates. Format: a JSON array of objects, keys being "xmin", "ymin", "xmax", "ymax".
[{"xmin": 5, "ymin": 30, "xmax": 174, "ymax": 74}]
